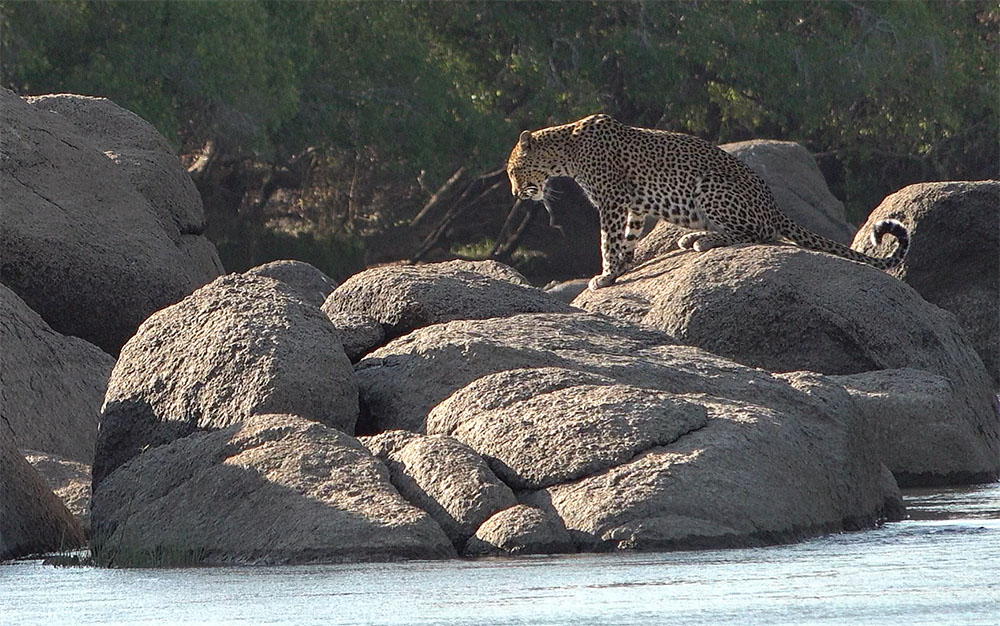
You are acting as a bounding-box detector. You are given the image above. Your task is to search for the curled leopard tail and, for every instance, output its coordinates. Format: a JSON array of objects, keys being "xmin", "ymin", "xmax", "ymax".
[{"xmin": 777, "ymin": 215, "xmax": 909, "ymax": 271}]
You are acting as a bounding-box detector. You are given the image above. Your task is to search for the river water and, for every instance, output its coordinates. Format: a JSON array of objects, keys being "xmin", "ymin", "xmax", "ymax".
[{"xmin": 3, "ymin": 484, "xmax": 998, "ymax": 626}]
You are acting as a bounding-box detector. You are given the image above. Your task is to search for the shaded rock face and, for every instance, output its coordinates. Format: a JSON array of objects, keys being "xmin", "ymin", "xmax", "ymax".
[
  {"xmin": 24, "ymin": 451, "xmax": 92, "ymax": 535},
  {"xmin": 95, "ymin": 273, "xmax": 357, "ymax": 485},
  {"xmin": 1, "ymin": 430, "xmax": 85, "ymax": 560},
  {"xmin": 853, "ymin": 181, "xmax": 1000, "ymax": 387},
  {"xmin": 91, "ymin": 414, "xmax": 455, "ymax": 566},
  {"xmin": 1, "ymin": 89, "xmax": 222, "ymax": 355},
  {"xmin": 574, "ymin": 244, "xmax": 999, "ymax": 485},
  {"xmin": 246, "ymin": 260, "xmax": 338, "ymax": 308},
  {"xmin": 357, "ymin": 312, "xmax": 901, "ymax": 551},
  {"xmin": 826, "ymin": 369, "xmax": 1000, "ymax": 487},
  {"xmin": 722, "ymin": 140, "xmax": 855, "ymax": 244},
  {"xmin": 322, "ymin": 260, "xmax": 577, "ymax": 359},
  {"xmin": 362, "ymin": 431, "xmax": 517, "ymax": 549},
  {"xmin": 0, "ymin": 284, "xmax": 115, "ymax": 464}
]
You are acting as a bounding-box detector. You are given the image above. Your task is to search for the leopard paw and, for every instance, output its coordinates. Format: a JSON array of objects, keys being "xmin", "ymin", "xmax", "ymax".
[{"xmin": 588, "ymin": 273, "xmax": 617, "ymax": 290}]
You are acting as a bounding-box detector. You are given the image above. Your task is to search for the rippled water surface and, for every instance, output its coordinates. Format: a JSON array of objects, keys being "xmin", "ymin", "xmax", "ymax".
[{"xmin": 4, "ymin": 484, "xmax": 999, "ymax": 625}]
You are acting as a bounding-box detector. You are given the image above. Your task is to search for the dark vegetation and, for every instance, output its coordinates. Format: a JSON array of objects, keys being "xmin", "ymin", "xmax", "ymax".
[{"xmin": 2, "ymin": 1, "xmax": 996, "ymax": 284}]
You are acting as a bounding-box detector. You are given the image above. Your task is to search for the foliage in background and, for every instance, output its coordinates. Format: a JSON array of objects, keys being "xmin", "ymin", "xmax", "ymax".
[{"xmin": 2, "ymin": 0, "xmax": 996, "ymax": 281}]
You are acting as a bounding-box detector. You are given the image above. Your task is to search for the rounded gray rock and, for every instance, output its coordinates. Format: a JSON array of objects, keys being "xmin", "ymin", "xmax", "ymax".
[
  {"xmin": 91, "ymin": 414, "xmax": 456, "ymax": 566},
  {"xmin": 0, "ymin": 284, "xmax": 114, "ymax": 464},
  {"xmin": 95, "ymin": 273, "xmax": 357, "ymax": 485},
  {"xmin": 429, "ymin": 369, "xmax": 708, "ymax": 490},
  {"xmin": 1, "ymin": 430, "xmax": 85, "ymax": 559},
  {"xmin": 362, "ymin": 431, "xmax": 517, "ymax": 547},
  {"xmin": 853, "ymin": 181, "xmax": 1000, "ymax": 387},
  {"xmin": 465, "ymin": 505, "xmax": 575, "ymax": 556},
  {"xmin": 1, "ymin": 89, "xmax": 222, "ymax": 355},
  {"xmin": 246, "ymin": 260, "xmax": 338, "ymax": 308},
  {"xmin": 324, "ymin": 259, "xmax": 577, "ymax": 342}
]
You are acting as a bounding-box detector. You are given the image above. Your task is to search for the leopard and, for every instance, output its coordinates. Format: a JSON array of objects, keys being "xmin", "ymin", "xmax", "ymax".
[{"xmin": 506, "ymin": 113, "xmax": 909, "ymax": 290}]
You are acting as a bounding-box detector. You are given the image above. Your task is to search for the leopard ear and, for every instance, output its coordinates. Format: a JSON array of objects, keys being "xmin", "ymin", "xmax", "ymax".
[{"xmin": 518, "ymin": 130, "xmax": 534, "ymax": 149}]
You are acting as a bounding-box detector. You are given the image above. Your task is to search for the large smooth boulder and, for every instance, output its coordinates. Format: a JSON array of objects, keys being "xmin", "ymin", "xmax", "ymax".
[
  {"xmin": 574, "ymin": 245, "xmax": 999, "ymax": 485},
  {"xmin": 323, "ymin": 260, "xmax": 576, "ymax": 352},
  {"xmin": 362, "ymin": 431, "xmax": 517, "ymax": 549},
  {"xmin": 0, "ymin": 284, "xmax": 115, "ymax": 464},
  {"xmin": 356, "ymin": 313, "xmax": 902, "ymax": 551},
  {"xmin": 95, "ymin": 273, "xmax": 357, "ymax": 485},
  {"xmin": 1, "ymin": 430, "xmax": 85, "ymax": 559},
  {"xmin": 1, "ymin": 89, "xmax": 222, "ymax": 355},
  {"xmin": 722, "ymin": 140, "xmax": 855, "ymax": 244},
  {"xmin": 91, "ymin": 414, "xmax": 456, "ymax": 566},
  {"xmin": 853, "ymin": 181, "xmax": 1000, "ymax": 386}
]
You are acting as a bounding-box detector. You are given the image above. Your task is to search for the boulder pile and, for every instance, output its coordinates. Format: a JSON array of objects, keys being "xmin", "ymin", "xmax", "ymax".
[{"xmin": 3, "ymin": 90, "xmax": 996, "ymax": 565}]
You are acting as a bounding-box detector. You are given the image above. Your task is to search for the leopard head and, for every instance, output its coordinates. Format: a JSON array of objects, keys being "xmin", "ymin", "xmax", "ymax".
[{"xmin": 506, "ymin": 130, "xmax": 547, "ymax": 202}]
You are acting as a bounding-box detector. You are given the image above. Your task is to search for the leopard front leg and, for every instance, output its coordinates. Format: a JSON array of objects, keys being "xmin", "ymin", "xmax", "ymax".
[{"xmin": 589, "ymin": 205, "xmax": 630, "ymax": 290}]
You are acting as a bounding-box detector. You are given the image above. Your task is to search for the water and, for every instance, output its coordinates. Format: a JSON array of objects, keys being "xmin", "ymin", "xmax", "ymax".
[{"xmin": 3, "ymin": 484, "xmax": 999, "ymax": 626}]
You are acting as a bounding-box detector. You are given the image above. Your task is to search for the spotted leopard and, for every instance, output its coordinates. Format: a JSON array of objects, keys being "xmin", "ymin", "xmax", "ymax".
[{"xmin": 506, "ymin": 114, "xmax": 909, "ymax": 290}]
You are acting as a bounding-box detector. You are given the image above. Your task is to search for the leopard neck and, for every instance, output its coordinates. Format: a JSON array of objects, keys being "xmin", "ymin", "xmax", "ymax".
[{"xmin": 531, "ymin": 123, "xmax": 579, "ymax": 178}]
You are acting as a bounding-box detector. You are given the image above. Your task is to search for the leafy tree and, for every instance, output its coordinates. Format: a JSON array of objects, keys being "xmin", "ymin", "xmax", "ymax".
[{"xmin": 2, "ymin": 0, "xmax": 996, "ymax": 280}]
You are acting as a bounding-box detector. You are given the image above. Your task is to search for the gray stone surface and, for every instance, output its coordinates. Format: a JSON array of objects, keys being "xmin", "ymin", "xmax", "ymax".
[
  {"xmin": 246, "ymin": 260, "xmax": 338, "ymax": 308},
  {"xmin": 357, "ymin": 313, "xmax": 902, "ymax": 551},
  {"xmin": 95, "ymin": 273, "xmax": 357, "ymax": 485},
  {"xmin": 429, "ymin": 369, "xmax": 708, "ymax": 490},
  {"xmin": 573, "ymin": 244, "xmax": 999, "ymax": 485},
  {"xmin": 23, "ymin": 450, "xmax": 92, "ymax": 536},
  {"xmin": 91, "ymin": 414, "xmax": 455, "ymax": 566},
  {"xmin": 824, "ymin": 369, "xmax": 1000, "ymax": 486},
  {"xmin": 1, "ymin": 89, "xmax": 222, "ymax": 355},
  {"xmin": 362, "ymin": 431, "xmax": 517, "ymax": 547},
  {"xmin": 324, "ymin": 260, "xmax": 577, "ymax": 342},
  {"xmin": 465, "ymin": 504, "xmax": 575, "ymax": 556},
  {"xmin": 0, "ymin": 284, "xmax": 115, "ymax": 464},
  {"xmin": 1, "ymin": 429, "xmax": 85, "ymax": 560},
  {"xmin": 324, "ymin": 310, "xmax": 387, "ymax": 363},
  {"xmin": 853, "ymin": 181, "xmax": 1000, "ymax": 387}
]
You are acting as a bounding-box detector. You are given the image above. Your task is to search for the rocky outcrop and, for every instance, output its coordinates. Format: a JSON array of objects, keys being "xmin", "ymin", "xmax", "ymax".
[
  {"xmin": 852, "ymin": 181, "xmax": 1000, "ymax": 387},
  {"xmin": 1, "ymin": 430, "xmax": 85, "ymax": 560},
  {"xmin": 362, "ymin": 431, "xmax": 517, "ymax": 549},
  {"xmin": 246, "ymin": 260, "xmax": 338, "ymax": 308},
  {"xmin": 91, "ymin": 414, "xmax": 455, "ymax": 566},
  {"xmin": 722, "ymin": 140, "xmax": 855, "ymax": 244},
  {"xmin": 0, "ymin": 284, "xmax": 115, "ymax": 464},
  {"xmin": 574, "ymin": 244, "xmax": 999, "ymax": 485},
  {"xmin": 322, "ymin": 260, "xmax": 577, "ymax": 355},
  {"xmin": 95, "ymin": 273, "xmax": 357, "ymax": 485},
  {"xmin": 24, "ymin": 451, "xmax": 92, "ymax": 535},
  {"xmin": 1, "ymin": 89, "xmax": 222, "ymax": 355},
  {"xmin": 357, "ymin": 312, "xmax": 902, "ymax": 550}
]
